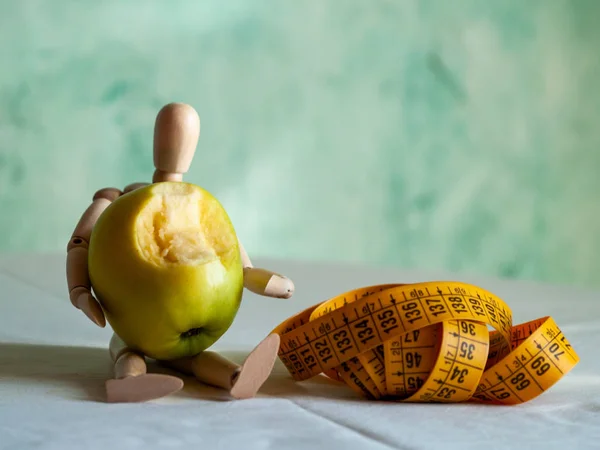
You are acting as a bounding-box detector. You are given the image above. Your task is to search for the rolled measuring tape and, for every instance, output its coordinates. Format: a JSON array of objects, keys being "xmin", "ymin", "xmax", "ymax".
[{"xmin": 271, "ymin": 282, "xmax": 579, "ymax": 404}]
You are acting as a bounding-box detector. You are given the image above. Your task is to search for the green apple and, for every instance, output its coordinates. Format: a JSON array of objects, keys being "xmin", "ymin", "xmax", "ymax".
[{"xmin": 88, "ymin": 181, "xmax": 244, "ymax": 361}]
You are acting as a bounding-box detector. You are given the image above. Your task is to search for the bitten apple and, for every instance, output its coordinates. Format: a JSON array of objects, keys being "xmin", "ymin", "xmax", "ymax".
[{"xmin": 88, "ymin": 181, "xmax": 244, "ymax": 361}]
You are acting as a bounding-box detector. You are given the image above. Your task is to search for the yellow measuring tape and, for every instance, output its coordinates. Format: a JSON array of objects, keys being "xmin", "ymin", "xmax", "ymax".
[{"xmin": 271, "ymin": 282, "xmax": 579, "ymax": 404}]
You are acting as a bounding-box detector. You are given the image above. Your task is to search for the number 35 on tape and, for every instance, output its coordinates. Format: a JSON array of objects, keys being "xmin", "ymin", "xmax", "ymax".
[{"xmin": 270, "ymin": 282, "xmax": 579, "ymax": 405}]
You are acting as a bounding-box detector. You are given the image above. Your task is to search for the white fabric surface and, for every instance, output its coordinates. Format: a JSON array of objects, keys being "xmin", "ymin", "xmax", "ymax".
[{"xmin": 0, "ymin": 253, "xmax": 598, "ymax": 450}]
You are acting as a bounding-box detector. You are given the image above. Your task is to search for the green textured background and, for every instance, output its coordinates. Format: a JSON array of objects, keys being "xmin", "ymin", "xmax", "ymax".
[{"xmin": 1, "ymin": 0, "xmax": 599, "ymax": 288}]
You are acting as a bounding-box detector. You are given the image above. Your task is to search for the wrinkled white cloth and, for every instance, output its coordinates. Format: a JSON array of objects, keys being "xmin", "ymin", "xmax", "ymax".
[{"xmin": 0, "ymin": 254, "xmax": 598, "ymax": 450}]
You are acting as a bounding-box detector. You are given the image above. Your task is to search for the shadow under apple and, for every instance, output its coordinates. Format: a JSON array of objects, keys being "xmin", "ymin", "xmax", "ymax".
[{"xmin": 0, "ymin": 342, "xmax": 361, "ymax": 404}]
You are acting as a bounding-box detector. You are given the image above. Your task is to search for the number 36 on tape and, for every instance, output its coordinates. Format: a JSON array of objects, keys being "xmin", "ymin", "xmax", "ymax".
[{"xmin": 270, "ymin": 282, "xmax": 579, "ymax": 404}]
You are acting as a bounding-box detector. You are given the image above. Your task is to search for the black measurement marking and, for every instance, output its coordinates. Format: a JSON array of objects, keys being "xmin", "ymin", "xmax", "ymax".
[
  {"xmin": 391, "ymin": 344, "xmax": 436, "ymax": 351},
  {"xmin": 331, "ymin": 316, "xmax": 339, "ymax": 329},
  {"xmin": 364, "ymin": 300, "xmax": 384, "ymax": 344},
  {"xmin": 454, "ymin": 333, "xmax": 489, "ymax": 347},
  {"xmin": 481, "ymin": 371, "xmax": 524, "ymax": 403},
  {"xmin": 391, "ymin": 371, "xmax": 431, "ymax": 377},
  {"xmin": 436, "ymin": 381, "xmax": 472, "ymax": 393},
  {"xmin": 538, "ymin": 336, "xmax": 565, "ymax": 376},
  {"xmin": 322, "ymin": 326, "xmax": 342, "ymax": 365},
  {"xmin": 540, "ymin": 332, "xmax": 568, "ymax": 365},
  {"xmin": 436, "ymin": 288, "xmax": 456, "ymax": 319},
  {"xmin": 389, "ymin": 299, "xmax": 407, "ymax": 332},
  {"xmin": 287, "ymin": 348, "xmax": 311, "ymax": 376},
  {"xmin": 443, "ymin": 359, "xmax": 484, "ymax": 371}
]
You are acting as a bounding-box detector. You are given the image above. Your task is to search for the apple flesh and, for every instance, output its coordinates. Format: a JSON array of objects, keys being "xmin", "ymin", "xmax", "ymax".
[{"xmin": 88, "ymin": 182, "xmax": 244, "ymax": 361}]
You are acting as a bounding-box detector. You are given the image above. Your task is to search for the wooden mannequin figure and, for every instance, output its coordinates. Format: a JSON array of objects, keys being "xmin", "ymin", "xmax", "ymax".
[{"xmin": 66, "ymin": 103, "xmax": 294, "ymax": 403}]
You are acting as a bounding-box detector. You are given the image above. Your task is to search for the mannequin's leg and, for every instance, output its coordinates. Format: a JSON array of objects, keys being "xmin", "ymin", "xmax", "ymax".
[
  {"xmin": 163, "ymin": 334, "xmax": 280, "ymax": 399},
  {"xmin": 105, "ymin": 333, "xmax": 184, "ymax": 403}
]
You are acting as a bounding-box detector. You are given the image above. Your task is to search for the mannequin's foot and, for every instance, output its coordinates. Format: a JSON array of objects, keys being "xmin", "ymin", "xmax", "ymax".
[
  {"xmin": 230, "ymin": 334, "xmax": 280, "ymax": 399},
  {"xmin": 105, "ymin": 374, "xmax": 184, "ymax": 403}
]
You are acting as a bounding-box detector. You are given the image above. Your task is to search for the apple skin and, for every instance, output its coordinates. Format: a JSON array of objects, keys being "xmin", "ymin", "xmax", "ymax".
[{"xmin": 88, "ymin": 182, "xmax": 244, "ymax": 361}]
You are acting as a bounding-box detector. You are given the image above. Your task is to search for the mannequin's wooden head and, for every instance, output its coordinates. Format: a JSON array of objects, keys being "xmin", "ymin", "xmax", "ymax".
[{"xmin": 152, "ymin": 102, "xmax": 200, "ymax": 183}]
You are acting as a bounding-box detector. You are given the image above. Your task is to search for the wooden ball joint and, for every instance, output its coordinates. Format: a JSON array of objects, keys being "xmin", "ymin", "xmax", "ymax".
[{"xmin": 66, "ymin": 102, "xmax": 295, "ymax": 403}]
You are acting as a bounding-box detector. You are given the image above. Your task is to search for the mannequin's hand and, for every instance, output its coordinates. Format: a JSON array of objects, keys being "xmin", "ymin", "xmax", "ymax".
[{"xmin": 243, "ymin": 267, "xmax": 294, "ymax": 299}]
